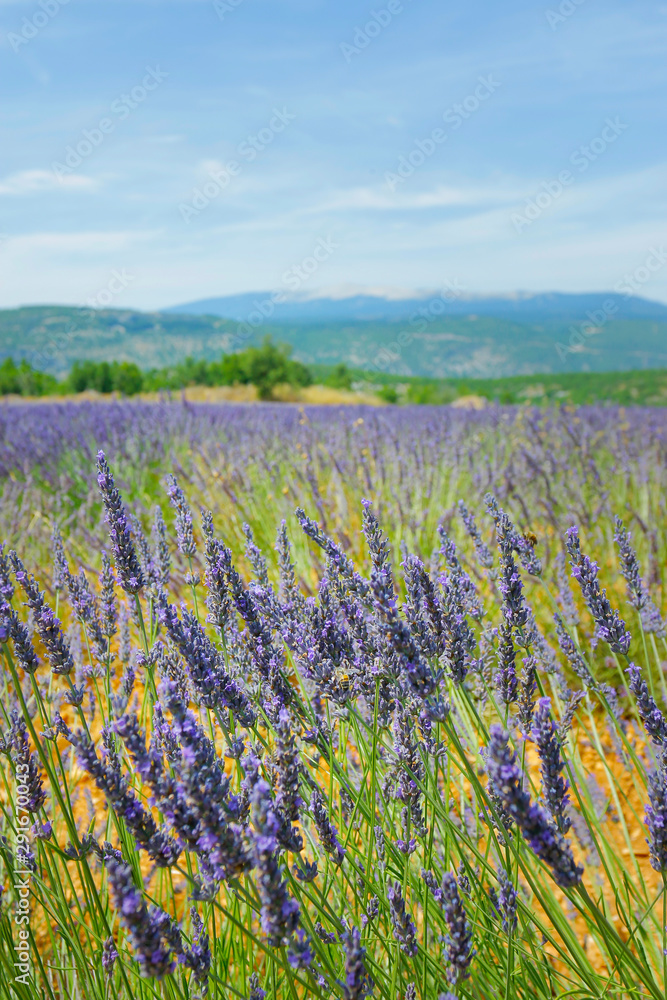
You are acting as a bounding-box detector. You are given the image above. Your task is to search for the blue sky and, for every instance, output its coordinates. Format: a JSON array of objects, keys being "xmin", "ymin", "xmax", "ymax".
[{"xmin": 1, "ymin": 0, "xmax": 666, "ymax": 310}]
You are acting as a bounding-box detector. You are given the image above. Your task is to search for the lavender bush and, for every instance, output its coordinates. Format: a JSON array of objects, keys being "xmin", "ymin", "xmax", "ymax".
[{"xmin": 0, "ymin": 401, "xmax": 666, "ymax": 999}]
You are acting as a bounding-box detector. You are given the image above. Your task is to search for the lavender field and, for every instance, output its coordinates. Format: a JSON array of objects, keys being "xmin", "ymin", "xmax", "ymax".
[{"xmin": 1, "ymin": 399, "xmax": 667, "ymax": 1000}]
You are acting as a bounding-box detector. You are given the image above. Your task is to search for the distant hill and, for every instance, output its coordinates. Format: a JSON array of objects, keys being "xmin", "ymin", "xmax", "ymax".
[
  {"xmin": 2, "ymin": 301, "xmax": 667, "ymax": 379},
  {"xmin": 166, "ymin": 290, "xmax": 667, "ymax": 324}
]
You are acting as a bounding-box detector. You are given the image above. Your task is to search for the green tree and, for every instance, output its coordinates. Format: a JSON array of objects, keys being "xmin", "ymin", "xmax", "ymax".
[
  {"xmin": 325, "ymin": 363, "xmax": 353, "ymax": 391},
  {"xmin": 112, "ymin": 362, "xmax": 143, "ymax": 395}
]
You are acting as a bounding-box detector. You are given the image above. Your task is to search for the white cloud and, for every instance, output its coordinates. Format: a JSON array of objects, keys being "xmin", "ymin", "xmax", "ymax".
[{"xmin": 0, "ymin": 169, "xmax": 97, "ymax": 195}]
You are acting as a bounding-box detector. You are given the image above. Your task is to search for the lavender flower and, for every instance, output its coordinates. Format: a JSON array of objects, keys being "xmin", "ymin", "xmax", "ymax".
[
  {"xmin": 441, "ymin": 871, "xmax": 473, "ymax": 984},
  {"xmin": 532, "ymin": 698, "xmax": 571, "ymax": 834},
  {"xmin": 96, "ymin": 452, "xmax": 145, "ymax": 594},
  {"xmin": 247, "ymin": 973, "xmax": 266, "ymax": 1000},
  {"xmin": 387, "ymin": 880, "xmax": 418, "ymax": 957},
  {"xmin": 493, "ymin": 867, "xmax": 517, "ymax": 933},
  {"xmin": 5, "ymin": 608, "xmax": 39, "ymax": 674},
  {"xmin": 201, "ymin": 512, "xmax": 232, "ymax": 630},
  {"xmin": 71, "ymin": 729, "xmax": 180, "ymax": 867},
  {"xmin": 340, "ymin": 924, "xmax": 371, "ymax": 1000},
  {"xmin": 645, "ymin": 759, "xmax": 667, "ymax": 872},
  {"xmin": 558, "ymin": 689, "xmax": 585, "ymax": 744},
  {"xmin": 51, "ymin": 525, "xmax": 69, "ymax": 593},
  {"xmin": 11, "ymin": 711, "xmax": 46, "ymax": 813},
  {"xmin": 310, "ymin": 788, "xmax": 345, "ymax": 865},
  {"xmin": 67, "ymin": 567, "xmax": 108, "ymax": 663},
  {"xmin": 274, "ymin": 708, "xmax": 302, "ymax": 824},
  {"xmin": 485, "ymin": 725, "xmax": 583, "ymax": 888},
  {"xmin": 166, "ymin": 474, "xmax": 196, "ymax": 558},
  {"xmin": 555, "ymin": 551, "xmax": 579, "ymax": 626},
  {"xmin": 10, "ymin": 553, "xmax": 74, "ymax": 675},
  {"xmin": 614, "ymin": 516, "xmax": 665, "ymax": 636},
  {"xmin": 566, "ymin": 527, "xmax": 631, "ymax": 655},
  {"xmin": 287, "ymin": 928, "xmax": 313, "ymax": 970},
  {"xmin": 106, "ymin": 858, "xmax": 178, "ymax": 979},
  {"xmin": 99, "ymin": 553, "xmax": 118, "ymax": 639},
  {"xmin": 102, "ymin": 936, "xmax": 118, "ymax": 977},
  {"xmin": 458, "ymin": 499, "xmax": 493, "ymax": 568},
  {"xmin": 186, "ymin": 908, "xmax": 211, "ymax": 993},
  {"xmin": 517, "ymin": 655, "xmax": 537, "ymax": 735},
  {"xmin": 486, "ymin": 498, "xmax": 530, "ymax": 632},
  {"xmin": 251, "ymin": 778, "xmax": 300, "ymax": 946},
  {"xmin": 627, "ymin": 663, "xmax": 667, "ymax": 746},
  {"xmin": 495, "ymin": 621, "xmax": 518, "ymax": 705},
  {"xmin": 0, "ymin": 542, "xmax": 14, "ymax": 603},
  {"xmin": 157, "ymin": 595, "xmax": 255, "ymax": 725},
  {"xmin": 276, "ymin": 520, "xmax": 304, "ymax": 613},
  {"xmin": 152, "ymin": 506, "xmax": 171, "ymax": 588}
]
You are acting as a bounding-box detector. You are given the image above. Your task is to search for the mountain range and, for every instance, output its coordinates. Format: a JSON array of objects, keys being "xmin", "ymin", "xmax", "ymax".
[
  {"xmin": 166, "ymin": 290, "xmax": 667, "ymax": 324},
  {"xmin": 2, "ymin": 290, "xmax": 667, "ymax": 379}
]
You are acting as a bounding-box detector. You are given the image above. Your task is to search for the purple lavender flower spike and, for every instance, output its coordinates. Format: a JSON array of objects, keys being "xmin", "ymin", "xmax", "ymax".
[
  {"xmin": 152, "ymin": 506, "xmax": 171, "ymax": 588},
  {"xmin": 156, "ymin": 593, "xmax": 255, "ymax": 725},
  {"xmin": 310, "ymin": 788, "xmax": 345, "ymax": 865},
  {"xmin": 0, "ymin": 542, "xmax": 14, "ymax": 604},
  {"xmin": 614, "ymin": 516, "xmax": 665, "ymax": 637},
  {"xmin": 99, "ymin": 553, "xmax": 118, "ymax": 639},
  {"xmin": 165, "ymin": 474, "xmax": 196, "ymax": 558},
  {"xmin": 553, "ymin": 614, "xmax": 593, "ymax": 687},
  {"xmin": 494, "ymin": 620, "xmax": 518, "ymax": 705},
  {"xmin": 493, "ymin": 867, "xmax": 518, "ymax": 933},
  {"xmin": 340, "ymin": 924, "xmax": 372, "ymax": 1000},
  {"xmin": 627, "ymin": 663, "xmax": 667, "ymax": 746},
  {"xmin": 51, "ymin": 525, "xmax": 69, "ymax": 593},
  {"xmin": 645, "ymin": 758, "xmax": 667, "ymax": 872},
  {"xmin": 485, "ymin": 497, "xmax": 530, "ymax": 631},
  {"xmin": 67, "ymin": 567, "xmax": 108, "ymax": 663},
  {"xmin": 71, "ymin": 729, "xmax": 181, "ymax": 867},
  {"xmin": 555, "ymin": 551, "xmax": 579, "ymax": 626},
  {"xmin": 96, "ymin": 451, "xmax": 145, "ymax": 595},
  {"xmin": 105, "ymin": 857, "xmax": 178, "ymax": 979},
  {"xmin": 10, "ymin": 552, "xmax": 75, "ymax": 675},
  {"xmin": 247, "ymin": 972, "xmax": 266, "ymax": 1000},
  {"xmin": 441, "ymin": 871, "xmax": 474, "ymax": 984},
  {"xmin": 5, "ymin": 607, "xmax": 39, "ymax": 674},
  {"xmin": 485, "ymin": 725, "xmax": 583, "ymax": 888},
  {"xmin": 250, "ymin": 778, "xmax": 300, "ymax": 946},
  {"xmin": 274, "ymin": 708, "xmax": 302, "ymax": 825},
  {"xmin": 517, "ymin": 655, "xmax": 538, "ymax": 736},
  {"xmin": 102, "ymin": 936, "xmax": 118, "ymax": 978},
  {"xmin": 10, "ymin": 711, "xmax": 46, "ymax": 813},
  {"xmin": 458, "ymin": 499, "xmax": 493, "ymax": 569},
  {"xmin": 185, "ymin": 908, "xmax": 211, "ymax": 992},
  {"xmin": 387, "ymin": 880, "xmax": 418, "ymax": 957},
  {"xmin": 566, "ymin": 526, "xmax": 631, "ymax": 655},
  {"xmin": 532, "ymin": 698, "xmax": 571, "ymax": 834},
  {"xmin": 201, "ymin": 512, "xmax": 233, "ymax": 630}
]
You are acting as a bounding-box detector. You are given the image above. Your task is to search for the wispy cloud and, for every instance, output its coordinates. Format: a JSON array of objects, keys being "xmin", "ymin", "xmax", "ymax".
[{"xmin": 0, "ymin": 169, "xmax": 97, "ymax": 195}]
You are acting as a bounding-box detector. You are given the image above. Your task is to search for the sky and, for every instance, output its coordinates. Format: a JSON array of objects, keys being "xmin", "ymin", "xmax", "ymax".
[{"xmin": 0, "ymin": 0, "xmax": 666, "ymax": 311}]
